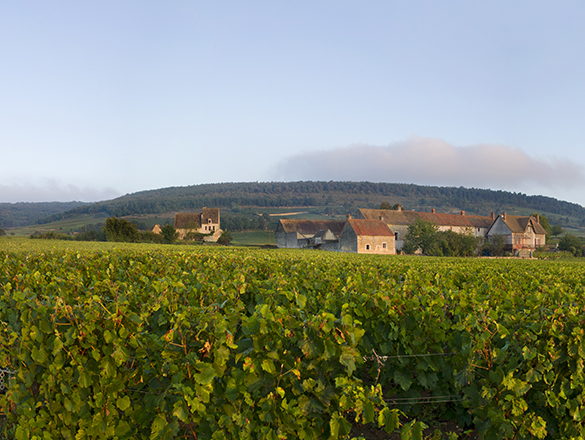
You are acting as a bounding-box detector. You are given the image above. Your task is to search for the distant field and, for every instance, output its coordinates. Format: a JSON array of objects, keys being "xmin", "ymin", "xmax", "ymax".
[
  {"xmin": 231, "ymin": 230, "xmax": 275, "ymax": 246},
  {"xmin": 4, "ymin": 214, "xmax": 107, "ymax": 236},
  {"xmin": 5, "ymin": 214, "xmax": 175, "ymax": 237}
]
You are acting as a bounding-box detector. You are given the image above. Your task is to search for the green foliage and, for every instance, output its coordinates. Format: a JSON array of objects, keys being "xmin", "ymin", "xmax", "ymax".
[
  {"xmin": 0, "ymin": 228, "xmax": 5, "ymax": 236},
  {"xmin": 159, "ymin": 224, "xmax": 178, "ymax": 244},
  {"xmin": 551, "ymin": 224, "xmax": 565, "ymax": 237},
  {"xmin": 103, "ymin": 217, "xmax": 139, "ymax": 242},
  {"xmin": 404, "ymin": 226, "xmax": 479, "ymax": 257},
  {"xmin": 3, "ymin": 245, "xmax": 585, "ymax": 439},
  {"xmin": 1, "ymin": 248, "xmax": 412, "ymax": 439},
  {"xmin": 35, "ymin": 182, "xmax": 585, "ymax": 226},
  {"xmin": 139, "ymin": 231, "xmax": 165, "ymax": 244},
  {"xmin": 29, "ymin": 231, "xmax": 75, "ymax": 240},
  {"xmin": 402, "ymin": 219, "xmax": 440, "ymax": 254},
  {"xmin": 76, "ymin": 229, "xmax": 107, "ymax": 241},
  {"xmin": 184, "ymin": 231, "xmax": 207, "ymax": 243},
  {"xmin": 482, "ymin": 234, "xmax": 507, "ymax": 256},
  {"xmin": 434, "ymin": 230, "xmax": 479, "ymax": 257},
  {"xmin": 217, "ymin": 230, "xmax": 233, "ymax": 245},
  {"xmin": 558, "ymin": 233, "xmax": 585, "ymax": 256}
]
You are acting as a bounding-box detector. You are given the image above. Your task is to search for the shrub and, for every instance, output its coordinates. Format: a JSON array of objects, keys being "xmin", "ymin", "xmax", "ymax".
[
  {"xmin": 103, "ymin": 217, "xmax": 139, "ymax": 242},
  {"xmin": 217, "ymin": 230, "xmax": 233, "ymax": 245}
]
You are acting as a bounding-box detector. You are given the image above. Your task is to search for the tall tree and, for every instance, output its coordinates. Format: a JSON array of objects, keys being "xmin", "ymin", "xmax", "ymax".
[
  {"xmin": 402, "ymin": 219, "xmax": 439, "ymax": 255},
  {"xmin": 160, "ymin": 224, "xmax": 178, "ymax": 244},
  {"xmin": 103, "ymin": 217, "xmax": 139, "ymax": 242}
]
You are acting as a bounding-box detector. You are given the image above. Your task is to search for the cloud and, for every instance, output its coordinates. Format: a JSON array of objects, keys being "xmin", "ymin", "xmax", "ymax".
[
  {"xmin": 274, "ymin": 136, "xmax": 585, "ymax": 192},
  {"xmin": 0, "ymin": 179, "xmax": 120, "ymax": 203}
]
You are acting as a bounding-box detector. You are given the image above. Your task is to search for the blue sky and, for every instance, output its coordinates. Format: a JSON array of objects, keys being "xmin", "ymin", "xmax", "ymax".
[{"xmin": 2, "ymin": 1, "xmax": 585, "ymax": 207}]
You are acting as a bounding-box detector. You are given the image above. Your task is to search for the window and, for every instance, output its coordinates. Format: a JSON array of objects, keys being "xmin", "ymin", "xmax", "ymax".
[
  {"xmin": 395, "ymin": 232, "xmax": 399, "ymax": 240},
  {"xmin": 382, "ymin": 242, "xmax": 387, "ymax": 249},
  {"xmin": 365, "ymin": 244, "xmax": 370, "ymax": 250}
]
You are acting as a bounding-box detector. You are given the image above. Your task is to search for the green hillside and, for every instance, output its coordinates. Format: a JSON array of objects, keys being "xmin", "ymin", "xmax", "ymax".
[
  {"xmin": 0, "ymin": 201, "xmax": 86, "ymax": 229},
  {"xmin": 3, "ymin": 182, "xmax": 585, "ymax": 234}
]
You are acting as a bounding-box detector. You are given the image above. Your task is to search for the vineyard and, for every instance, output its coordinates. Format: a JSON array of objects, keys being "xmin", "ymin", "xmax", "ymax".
[{"xmin": 1, "ymin": 238, "xmax": 585, "ymax": 439}]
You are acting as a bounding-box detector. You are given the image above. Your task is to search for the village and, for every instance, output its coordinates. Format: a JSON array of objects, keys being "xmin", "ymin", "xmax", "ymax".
[{"xmin": 155, "ymin": 206, "xmax": 548, "ymax": 257}]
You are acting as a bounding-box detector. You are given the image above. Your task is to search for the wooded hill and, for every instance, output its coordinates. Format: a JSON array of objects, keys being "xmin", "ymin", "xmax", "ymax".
[
  {"xmin": 0, "ymin": 201, "xmax": 86, "ymax": 229},
  {"xmin": 30, "ymin": 181, "xmax": 585, "ymax": 228}
]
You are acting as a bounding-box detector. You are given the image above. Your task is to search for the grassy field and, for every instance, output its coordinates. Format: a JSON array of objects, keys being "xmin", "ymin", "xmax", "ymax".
[
  {"xmin": 231, "ymin": 229, "xmax": 276, "ymax": 246},
  {"xmin": 4, "ymin": 214, "xmax": 106, "ymax": 236},
  {"xmin": 4, "ymin": 214, "xmax": 179, "ymax": 237}
]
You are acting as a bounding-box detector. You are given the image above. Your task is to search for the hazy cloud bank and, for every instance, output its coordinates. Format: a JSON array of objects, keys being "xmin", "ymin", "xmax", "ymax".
[
  {"xmin": 275, "ymin": 136, "xmax": 585, "ymax": 192},
  {"xmin": 0, "ymin": 179, "xmax": 120, "ymax": 203}
]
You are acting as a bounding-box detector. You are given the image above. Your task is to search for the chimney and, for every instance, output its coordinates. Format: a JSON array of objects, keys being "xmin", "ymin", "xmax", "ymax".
[
  {"xmin": 346, "ymin": 214, "xmax": 352, "ymax": 220},
  {"xmin": 503, "ymin": 213, "xmax": 507, "ymax": 221},
  {"xmin": 536, "ymin": 214, "xmax": 540, "ymax": 224},
  {"xmin": 491, "ymin": 212, "xmax": 495, "ymax": 220},
  {"xmin": 432, "ymin": 208, "xmax": 436, "ymax": 213},
  {"xmin": 461, "ymin": 211, "xmax": 465, "ymax": 216}
]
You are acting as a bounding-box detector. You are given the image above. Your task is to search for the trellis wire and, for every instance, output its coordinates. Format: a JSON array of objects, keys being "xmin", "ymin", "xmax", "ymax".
[
  {"xmin": 363, "ymin": 349, "xmax": 464, "ymax": 405},
  {"xmin": 0, "ymin": 368, "xmax": 15, "ymax": 392}
]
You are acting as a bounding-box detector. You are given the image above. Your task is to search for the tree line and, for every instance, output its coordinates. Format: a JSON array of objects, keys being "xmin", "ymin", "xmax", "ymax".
[{"xmin": 35, "ymin": 181, "xmax": 585, "ymax": 226}]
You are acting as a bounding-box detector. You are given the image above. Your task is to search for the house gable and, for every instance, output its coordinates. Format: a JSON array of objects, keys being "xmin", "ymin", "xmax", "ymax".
[
  {"xmin": 487, "ymin": 214, "xmax": 547, "ymax": 253},
  {"xmin": 339, "ymin": 219, "xmax": 395, "ymax": 254},
  {"xmin": 173, "ymin": 208, "xmax": 221, "ymax": 241}
]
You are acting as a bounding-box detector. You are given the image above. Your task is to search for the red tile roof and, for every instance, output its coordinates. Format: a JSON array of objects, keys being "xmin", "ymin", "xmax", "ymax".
[
  {"xmin": 345, "ymin": 219, "xmax": 394, "ymax": 237},
  {"xmin": 359, "ymin": 209, "xmax": 493, "ymax": 229}
]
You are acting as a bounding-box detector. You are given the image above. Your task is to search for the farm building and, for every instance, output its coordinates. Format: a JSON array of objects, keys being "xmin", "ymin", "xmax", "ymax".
[
  {"xmin": 357, "ymin": 208, "xmax": 494, "ymax": 251},
  {"xmin": 338, "ymin": 219, "xmax": 396, "ymax": 254},
  {"xmin": 173, "ymin": 207, "xmax": 221, "ymax": 241},
  {"xmin": 275, "ymin": 219, "xmax": 345, "ymax": 249},
  {"xmin": 486, "ymin": 213, "xmax": 547, "ymax": 256}
]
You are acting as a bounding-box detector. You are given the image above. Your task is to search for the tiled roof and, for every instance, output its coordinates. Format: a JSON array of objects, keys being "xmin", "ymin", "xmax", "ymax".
[
  {"xmin": 345, "ymin": 219, "xmax": 394, "ymax": 237},
  {"xmin": 174, "ymin": 208, "xmax": 220, "ymax": 229},
  {"xmin": 501, "ymin": 215, "xmax": 547, "ymax": 235},
  {"xmin": 175, "ymin": 213, "xmax": 202, "ymax": 229},
  {"xmin": 278, "ymin": 219, "xmax": 345, "ymax": 236},
  {"xmin": 201, "ymin": 207, "xmax": 220, "ymax": 224},
  {"xmin": 358, "ymin": 209, "xmax": 493, "ymax": 229}
]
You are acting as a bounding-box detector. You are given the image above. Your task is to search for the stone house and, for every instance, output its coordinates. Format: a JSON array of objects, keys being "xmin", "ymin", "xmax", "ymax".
[
  {"xmin": 174, "ymin": 207, "xmax": 221, "ymax": 241},
  {"xmin": 275, "ymin": 219, "xmax": 345, "ymax": 249},
  {"xmin": 486, "ymin": 213, "xmax": 547, "ymax": 256},
  {"xmin": 338, "ymin": 219, "xmax": 396, "ymax": 254},
  {"xmin": 357, "ymin": 208, "xmax": 494, "ymax": 251}
]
